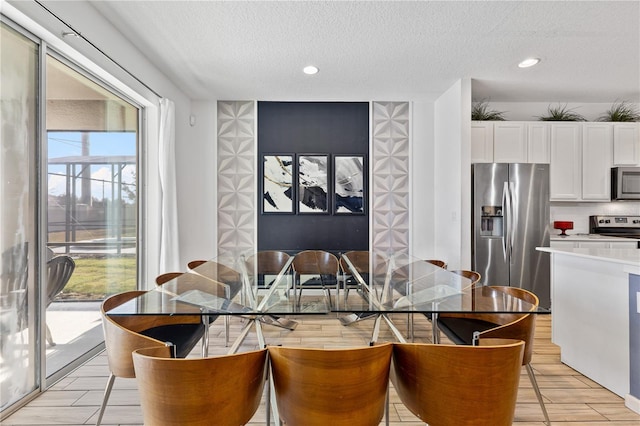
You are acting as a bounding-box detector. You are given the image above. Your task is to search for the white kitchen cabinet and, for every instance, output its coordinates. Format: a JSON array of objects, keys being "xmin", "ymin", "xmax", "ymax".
[
  {"xmin": 550, "ymin": 123, "xmax": 582, "ymax": 200},
  {"xmin": 471, "ymin": 121, "xmax": 494, "ymax": 163},
  {"xmin": 493, "ymin": 122, "xmax": 527, "ymax": 163},
  {"xmin": 549, "ymin": 240, "xmax": 638, "ymax": 249},
  {"xmin": 527, "ymin": 122, "xmax": 550, "ymax": 163},
  {"xmin": 582, "ymin": 123, "xmax": 612, "ymax": 201},
  {"xmin": 609, "ymin": 241, "xmax": 639, "ymax": 249},
  {"xmin": 550, "ymin": 240, "xmax": 578, "ymax": 249},
  {"xmin": 471, "ymin": 121, "xmax": 550, "ymax": 164},
  {"xmin": 612, "ymin": 122, "xmax": 640, "ymax": 166}
]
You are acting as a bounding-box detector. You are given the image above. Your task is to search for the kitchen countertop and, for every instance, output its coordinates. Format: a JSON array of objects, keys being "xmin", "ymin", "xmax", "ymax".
[
  {"xmin": 537, "ymin": 246, "xmax": 640, "ymax": 267},
  {"xmin": 550, "ymin": 233, "xmax": 640, "ymax": 242}
]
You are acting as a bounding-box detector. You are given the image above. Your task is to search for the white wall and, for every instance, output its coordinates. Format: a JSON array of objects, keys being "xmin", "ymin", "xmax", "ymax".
[
  {"xmin": 433, "ymin": 79, "xmax": 472, "ymax": 270},
  {"xmin": 179, "ymin": 101, "xmax": 218, "ymax": 263},
  {"xmin": 410, "ymin": 101, "xmax": 435, "ymax": 258}
]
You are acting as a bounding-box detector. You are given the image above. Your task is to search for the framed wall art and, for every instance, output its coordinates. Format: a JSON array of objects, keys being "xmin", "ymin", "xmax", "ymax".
[
  {"xmin": 298, "ymin": 154, "xmax": 329, "ymax": 214},
  {"xmin": 262, "ymin": 154, "xmax": 294, "ymax": 214},
  {"xmin": 334, "ymin": 155, "xmax": 365, "ymax": 214}
]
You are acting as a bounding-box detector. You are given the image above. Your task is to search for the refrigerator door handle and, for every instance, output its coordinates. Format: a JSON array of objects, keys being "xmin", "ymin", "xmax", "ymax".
[
  {"xmin": 508, "ymin": 182, "xmax": 516, "ymax": 262},
  {"xmin": 502, "ymin": 182, "xmax": 509, "ymax": 261}
]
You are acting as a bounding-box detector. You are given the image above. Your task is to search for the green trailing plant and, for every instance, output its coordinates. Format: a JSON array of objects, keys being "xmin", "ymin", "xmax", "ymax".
[
  {"xmin": 597, "ymin": 100, "xmax": 640, "ymax": 122},
  {"xmin": 537, "ymin": 104, "xmax": 586, "ymax": 121},
  {"xmin": 471, "ymin": 100, "xmax": 506, "ymax": 121}
]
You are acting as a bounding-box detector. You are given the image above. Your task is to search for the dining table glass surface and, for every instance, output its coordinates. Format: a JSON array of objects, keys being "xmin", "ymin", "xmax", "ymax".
[{"xmin": 106, "ymin": 250, "xmax": 547, "ymax": 318}]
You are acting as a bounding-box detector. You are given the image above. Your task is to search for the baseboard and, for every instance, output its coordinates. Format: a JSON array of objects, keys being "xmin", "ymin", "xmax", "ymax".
[{"xmin": 625, "ymin": 393, "xmax": 640, "ymax": 414}]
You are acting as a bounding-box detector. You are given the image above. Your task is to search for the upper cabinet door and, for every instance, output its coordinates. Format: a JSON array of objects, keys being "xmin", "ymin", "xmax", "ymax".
[
  {"xmin": 527, "ymin": 122, "xmax": 550, "ymax": 164},
  {"xmin": 471, "ymin": 121, "xmax": 494, "ymax": 163},
  {"xmin": 550, "ymin": 123, "xmax": 582, "ymax": 201},
  {"xmin": 582, "ymin": 123, "xmax": 612, "ymax": 201},
  {"xmin": 612, "ymin": 123, "xmax": 640, "ymax": 166},
  {"xmin": 493, "ymin": 122, "xmax": 527, "ymax": 163}
]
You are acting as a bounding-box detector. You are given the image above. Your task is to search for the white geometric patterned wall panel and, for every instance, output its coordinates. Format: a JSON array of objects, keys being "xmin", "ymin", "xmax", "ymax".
[
  {"xmin": 371, "ymin": 102, "xmax": 410, "ymax": 254},
  {"xmin": 217, "ymin": 101, "xmax": 256, "ymax": 256}
]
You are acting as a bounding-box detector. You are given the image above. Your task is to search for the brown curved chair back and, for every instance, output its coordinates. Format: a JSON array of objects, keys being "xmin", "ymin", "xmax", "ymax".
[
  {"xmin": 292, "ymin": 250, "xmax": 339, "ymax": 275},
  {"xmin": 449, "ymin": 269, "xmax": 481, "ymax": 286},
  {"xmin": 155, "ymin": 272, "xmax": 183, "ymax": 285},
  {"xmin": 186, "ymin": 259, "xmax": 206, "ymax": 269},
  {"xmin": 156, "ymin": 272, "xmax": 229, "ymax": 298},
  {"xmin": 133, "ymin": 347, "xmax": 268, "ymax": 426},
  {"xmin": 425, "ymin": 259, "xmax": 446, "ymax": 269},
  {"xmin": 339, "ymin": 250, "xmax": 369, "ymax": 274},
  {"xmin": 101, "ymin": 291, "xmax": 175, "ymax": 378},
  {"xmin": 268, "ymin": 343, "xmax": 393, "ymax": 426},
  {"xmin": 246, "ymin": 250, "xmax": 291, "ymax": 274},
  {"xmin": 475, "ymin": 286, "xmax": 539, "ymax": 365},
  {"xmin": 188, "ymin": 260, "xmax": 241, "ymax": 284},
  {"xmin": 391, "ymin": 338, "xmax": 524, "ymax": 426}
]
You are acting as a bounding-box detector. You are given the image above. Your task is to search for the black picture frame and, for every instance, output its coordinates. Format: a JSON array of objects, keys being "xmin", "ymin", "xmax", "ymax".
[
  {"xmin": 334, "ymin": 155, "xmax": 366, "ymax": 215},
  {"xmin": 262, "ymin": 154, "xmax": 294, "ymax": 214},
  {"xmin": 297, "ymin": 154, "xmax": 329, "ymax": 214}
]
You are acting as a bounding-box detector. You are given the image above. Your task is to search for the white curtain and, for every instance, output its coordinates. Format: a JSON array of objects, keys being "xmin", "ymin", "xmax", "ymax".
[{"xmin": 158, "ymin": 98, "xmax": 180, "ymax": 272}]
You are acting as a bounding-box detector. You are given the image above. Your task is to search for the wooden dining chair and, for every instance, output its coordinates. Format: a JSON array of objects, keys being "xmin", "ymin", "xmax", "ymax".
[
  {"xmin": 291, "ymin": 250, "xmax": 340, "ymax": 306},
  {"xmin": 449, "ymin": 269, "xmax": 481, "ymax": 285},
  {"xmin": 436, "ymin": 286, "xmax": 550, "ymax": 425},
  {"xmin": 187, "ymin": 259, "xmax": 243, "ymax": 298},
  {"xmin": 391, "ymin": 338, "xmax": 525, "ymax": 426},
  {"xmin": 96, "ymin": 291, "xmax": 205, "ymax": 426},
  {"xmin": 133, "ymin": 346, "xmax": 268, "ymax": 426},
  {"xmin": 268, "ymin": 343, "xmax": 393, "ymax": 426},
  {"xmin": 155, "ymin": 271, "xmax": 230, "ymax": 347},
  {"xmin": 245, "ymin": 250, "xmax": 291, "ymax": 288},
  {"xmin": 338, "ymin": 250, "xmax": 369, "ymax": 292},
  {"xmin": 425, "ymin": 259, "xmax": 447, "ymax": 269}
]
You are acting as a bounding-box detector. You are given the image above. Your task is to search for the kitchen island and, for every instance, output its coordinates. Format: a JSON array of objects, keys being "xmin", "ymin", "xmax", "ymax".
[{"xmin": 537, "ymin": 246, "xmax": 640, "ymax": 413}]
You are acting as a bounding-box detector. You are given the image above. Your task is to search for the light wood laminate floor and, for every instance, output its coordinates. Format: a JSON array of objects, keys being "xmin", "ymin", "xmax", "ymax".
[{"xmin": 3, "ymin": 314, "xmax": 640, "ymax": 425}]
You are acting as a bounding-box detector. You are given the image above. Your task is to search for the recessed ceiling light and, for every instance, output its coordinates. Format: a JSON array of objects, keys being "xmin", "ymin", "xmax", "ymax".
[
  {"xmin": 518, "ymin": 58, "xmax": 540, "ymax": 68},
  {"xmin": 303, "ymin": 65, "xmax": 319, "ymax": 75}
]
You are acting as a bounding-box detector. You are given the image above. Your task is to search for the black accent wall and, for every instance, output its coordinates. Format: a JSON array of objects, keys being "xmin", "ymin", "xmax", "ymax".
[{"xmin": 257, "ymin": 102, "xmax": 369, "ymax": 254}]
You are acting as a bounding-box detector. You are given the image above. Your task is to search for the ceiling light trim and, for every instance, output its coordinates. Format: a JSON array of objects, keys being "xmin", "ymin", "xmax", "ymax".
[{"xmin": 518, "ymin": 58, "xmax": 541, "ymax": 68}]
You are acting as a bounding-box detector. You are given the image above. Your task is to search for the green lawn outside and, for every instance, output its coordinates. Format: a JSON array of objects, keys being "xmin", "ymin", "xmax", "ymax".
[{"xmin": 60, "ymin": 255, "xmax": 137, "ymax": 300}]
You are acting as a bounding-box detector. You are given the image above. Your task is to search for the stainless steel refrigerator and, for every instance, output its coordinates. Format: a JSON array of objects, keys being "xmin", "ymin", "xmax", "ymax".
[{"xmin": 472, "ymin": 163, "xmax": 550, "ymax": 309}]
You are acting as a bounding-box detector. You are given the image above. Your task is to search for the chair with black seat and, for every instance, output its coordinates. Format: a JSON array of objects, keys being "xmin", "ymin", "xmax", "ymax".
[
  {"xmin": 391, "ymin": 338, "xmax": 525, "ymax": 426},
  {"xmin": 291, "ymin": 250, "xmax": 340, "ymax": 306},
  {"xmin": 436, "ymin": 286, "xmax": 550, "ymax": 425},
  {"xmin": 155, "ymin": 271, "xmax": 228, "ymax": 346},
  {"xmin": 133, "ymin": 346, "xmax": 268, "ymax": 426},
  {"xmin": 268, "ymin": 343, "xmax": 393, "ymax": 426},
  {"xmin": 96, "ymin": 290, "xmax": 205, "ymax": 426},
  {"xmin": 45, "ymin": 255, "xmax": 75, "ymax": 346}
]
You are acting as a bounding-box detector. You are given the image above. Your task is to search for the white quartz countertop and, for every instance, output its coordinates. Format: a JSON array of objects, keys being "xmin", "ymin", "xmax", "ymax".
[
  {"xmin": 550, "ymin": 233, "xmax": 640, "ymax": 242},
  {"xmin": 537, "ymin": 246, "xmax": 640, "ymax": 267}
]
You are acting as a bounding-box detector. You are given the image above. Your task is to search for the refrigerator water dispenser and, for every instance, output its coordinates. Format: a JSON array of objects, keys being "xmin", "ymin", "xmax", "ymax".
[{"xmin": 480, "ymin": 205, "xmax": 503, "ymax": 237}]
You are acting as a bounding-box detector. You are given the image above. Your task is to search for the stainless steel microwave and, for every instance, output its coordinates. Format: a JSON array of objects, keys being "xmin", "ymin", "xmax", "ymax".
[{"xmin": 612, "ymin": 167, "xmax": 640, "ymax": 200}]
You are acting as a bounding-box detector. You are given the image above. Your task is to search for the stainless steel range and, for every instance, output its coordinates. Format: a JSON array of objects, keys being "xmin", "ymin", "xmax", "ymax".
[{"xmin": 589, "ymin": 215, "xmax": 640, "ymax": 247}]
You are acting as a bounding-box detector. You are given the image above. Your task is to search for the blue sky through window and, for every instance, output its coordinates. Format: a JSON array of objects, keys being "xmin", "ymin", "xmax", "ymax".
[{"xmin": 48, "ymin": 131, "xmax": 136, "ymax": 200}]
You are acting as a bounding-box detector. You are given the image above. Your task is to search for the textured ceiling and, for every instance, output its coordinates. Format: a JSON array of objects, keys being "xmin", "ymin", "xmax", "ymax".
[{"xmin": 87, "ymin": 1, "xmax": 639, "ymax": 102}]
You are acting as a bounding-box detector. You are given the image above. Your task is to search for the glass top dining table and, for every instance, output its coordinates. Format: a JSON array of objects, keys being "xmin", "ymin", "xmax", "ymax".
[{"xmin": 107, "ymin": 249, "xmax": 548, "ymax": 350}]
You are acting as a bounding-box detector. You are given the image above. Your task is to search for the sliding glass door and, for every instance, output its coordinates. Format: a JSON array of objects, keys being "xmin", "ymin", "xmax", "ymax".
[
  {"xmin": 44, "ymin": 55, "xmax": 139, "ymax": 378},
  {"xmin": 1, "ymin": 18, "xmax": 141, "ymax": 416},
  {"xmin": 0, "ymin": 21, "xmax": 39, "ymax": 412}
]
